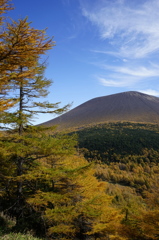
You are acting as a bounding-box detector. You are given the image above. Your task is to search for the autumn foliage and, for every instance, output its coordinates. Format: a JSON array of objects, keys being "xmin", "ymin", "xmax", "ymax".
[
  {"xmin": 1, "ymin": 1, "xmax": 159, "ymax": 240},
  {"xmin": 0, "ymin": 2, "xmax": 124, "ymax": 240}
]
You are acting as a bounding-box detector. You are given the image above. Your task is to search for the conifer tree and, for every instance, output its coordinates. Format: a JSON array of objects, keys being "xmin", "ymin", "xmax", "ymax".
[
  {"xmin": 0, "ymin": 17, "xmax": 60, "ymax": 128},
  {"xmin": 26, "ymin": 155, "xmax": 124, "ymax": 239},
  {"xmin": 0, "ymin": 9, "xmax": 70, "ymax": 228}
]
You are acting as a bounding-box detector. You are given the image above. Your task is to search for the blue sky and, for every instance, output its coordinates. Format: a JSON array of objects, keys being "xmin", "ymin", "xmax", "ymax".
[{"xmin": 7, "ymin": 0, "xmax": 159, "ymax": 124}]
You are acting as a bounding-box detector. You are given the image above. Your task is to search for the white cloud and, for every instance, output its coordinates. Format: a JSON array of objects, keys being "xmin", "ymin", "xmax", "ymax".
[
  {"xmin": 81, "ymin": 0, "xmax": 159, "ymax": 91},
  {"xmin": 97, "ymin": 63, "xmax": 159, "ymax": 88},
  {"xmin": 123, "ymin": 59, "xmax": 128, "ymax": 62},
  {"xmin": 109, "ymin": 65, "xmax": 159, "ymax": 77},
  {"xmin": 81, "ymin": 0, "xmax": 159, "ymax": 59},
  {"xmin": 99, "ymin": 77, "xmax": 135, "ymax": 87},
  {"xmin": 98, "ymin": 72, "xmax": 140, "ymax": 87},
  {"xmin": 139, "ymin": 89, "xmax": 159, "ymax": 96}
]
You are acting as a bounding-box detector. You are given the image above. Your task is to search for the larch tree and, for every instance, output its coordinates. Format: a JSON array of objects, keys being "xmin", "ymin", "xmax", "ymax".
[
  {"xmin": 0, "ymin": 17, "xmax": 63, "ymax": 132},
  {"xmin": 24, "ymin": 155, "xmax": 125, "ymax": 240},
  {"xmin": 0, "ymin": 14, "xmax": 69, "ymax": 228}
]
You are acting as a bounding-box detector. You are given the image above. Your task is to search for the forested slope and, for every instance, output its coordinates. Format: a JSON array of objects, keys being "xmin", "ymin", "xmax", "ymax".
[
  {"xmin": 75, "ymin": 122, "xmax": 159, "ymax": 159},
  {"xmin": 74, "ymin": 122, "xmax": 159, "ymax": 192},
  {"xmin": 68, "ymin": 122, "xmax": 159, "ymax": 239}
]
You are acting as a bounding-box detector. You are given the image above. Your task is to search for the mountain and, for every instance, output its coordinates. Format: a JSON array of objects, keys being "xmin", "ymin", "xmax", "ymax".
[{"xmin": 40, "ymin": 91, "xmax": 159, "ymax": 129}]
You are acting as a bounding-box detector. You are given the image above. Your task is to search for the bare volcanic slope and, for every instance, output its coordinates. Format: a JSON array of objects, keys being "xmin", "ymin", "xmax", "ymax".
[{"xmin": 40, "ymin": 91, "xmax": 159, "ymax": 129}]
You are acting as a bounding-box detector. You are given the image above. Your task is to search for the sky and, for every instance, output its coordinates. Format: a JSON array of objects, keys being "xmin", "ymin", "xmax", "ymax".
[{"xmin": 6, "ymin": 0, "xmax": 159, "ymax": 124}]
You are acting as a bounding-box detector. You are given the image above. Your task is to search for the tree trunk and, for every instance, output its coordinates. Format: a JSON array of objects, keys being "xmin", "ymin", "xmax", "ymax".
[
  {"xmin": 16, "ymin": 68, "xmax": 24, "ymax": 224},
  {"xmin": 19, "ymin": 75, "xmax": 23, "ymax": 135}
]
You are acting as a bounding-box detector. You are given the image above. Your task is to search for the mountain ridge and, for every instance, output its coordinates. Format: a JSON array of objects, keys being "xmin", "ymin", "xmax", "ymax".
[{"xmin": 40, "ymin": 91, "xmax": 159, "ymax": 129}]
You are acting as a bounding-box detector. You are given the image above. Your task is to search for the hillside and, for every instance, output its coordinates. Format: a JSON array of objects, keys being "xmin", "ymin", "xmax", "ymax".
[
  {"xmin": 74, "ymin": 122, "xmax": 159, "ymax": 161},
  {"xmin": 74, "ymin": 122, "xmax": 159, "ymax": 217},
  {"xmin": 40, "ymin": 91, "xmax": 159, "ymax": 129}
]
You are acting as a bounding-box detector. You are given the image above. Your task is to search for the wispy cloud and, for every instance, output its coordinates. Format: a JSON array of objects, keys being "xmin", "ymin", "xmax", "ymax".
[
  {"xmin": 81, "ymin": 0, "xmax": 159, "ymax": 93},
  {"xmin": 81, "ymin": 0, "xmax": 159, "ymax": 59},
  {"xmin": 96, "ymin": 62, "xmax": 159, "ymax": 87},
  {"xmin": 98, "ymin": 76, "xmax": 138, "ymax": 87},
  {"xmin": 101, "ymin": 63, "xmax": 159, "ymax": 78},
  {"xmin": 139, "ymin": 89, "xmax": 159, "ymax": 96}
]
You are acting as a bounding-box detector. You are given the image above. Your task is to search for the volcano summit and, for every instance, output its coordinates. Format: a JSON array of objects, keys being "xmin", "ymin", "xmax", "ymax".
[{"xmin": 40, "ymin": 91, "xmax": 159, "ymax": 129}]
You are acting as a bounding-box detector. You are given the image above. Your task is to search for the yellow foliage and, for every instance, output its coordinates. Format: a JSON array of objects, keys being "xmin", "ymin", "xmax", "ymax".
[
  {"xmin": 0, "ymin": 17, "xmax": 55, "ymax": 114},
  {"xmin": 0, "ymin": 0, "xmax": 13, "ymax": 26},
  {"xmin": 26, "ymin": 153, "xmax": 124, "ymax": 239}
]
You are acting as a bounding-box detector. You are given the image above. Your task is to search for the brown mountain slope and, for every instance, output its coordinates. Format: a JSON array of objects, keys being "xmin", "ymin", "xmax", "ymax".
[{"xmin": 40, "ymin": 91, "xmax": 159, "ymax": 129}]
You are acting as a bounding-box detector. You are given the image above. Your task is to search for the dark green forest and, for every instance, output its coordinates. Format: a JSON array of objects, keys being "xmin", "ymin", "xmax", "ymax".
[
  {"xmin": 76, "ymin": 122, "xmax": 159, "ymax": 159},
  {"xmin": 75, "ymin": 122, "xmax": 159, "ymax": 194}
]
